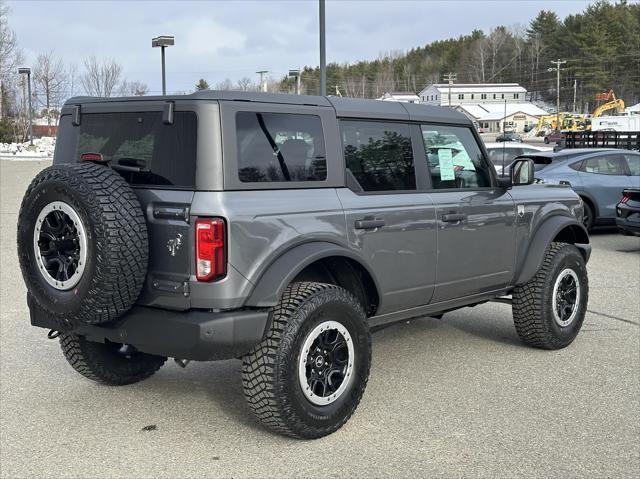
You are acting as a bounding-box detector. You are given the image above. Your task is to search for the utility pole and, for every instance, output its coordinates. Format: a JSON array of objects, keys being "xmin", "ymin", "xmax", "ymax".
[
  {"xmin": 548, "ymin": 59, "xmax": 566, "ymax": 131},
  {"xmin": 319, "ymin": 0, "xmax": 326, "ymax": 96},
  {"xmin": 443, "ymin": 72, "xmax": 456, "ymax": 107},
  {"xmin": 256, "ymin": 70, "xmax": 269, "ymax": 92},
  {"xmin": 573, "ymin": 79, "xmax": 577, "ymax": 113}
]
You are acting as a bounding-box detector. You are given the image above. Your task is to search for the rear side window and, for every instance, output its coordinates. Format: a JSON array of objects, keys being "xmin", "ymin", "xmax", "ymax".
[
  {"xmin": 581, "ymin": 155, "xmax": 627, "ymax": 175},
  {"xmin": 568, "ymin": 160, "xmax": 583, "ymax": 171},
  {"xmin": 340, "ymin": 121, "xmax": 415, "ymax": 191},
  {"xmin": 235, "ymin": 112, "xmax": 327, "ymax": 182},
  {"xmin": 624, "ymin": 154, "xmax": 640, "ymax": 176},
  {"xmin": 76, "ymin": 111, "xmax": 197, "ymax": 188}
]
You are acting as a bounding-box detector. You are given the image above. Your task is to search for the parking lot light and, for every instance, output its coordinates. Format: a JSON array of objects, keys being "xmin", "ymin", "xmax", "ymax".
[
  {"xmin": 152, "ymin": 36, "xmax": 175, "ymax": 95},
  {"xmin": 17, "ymin": 67, "xmax": 33, "ymax": 146}
]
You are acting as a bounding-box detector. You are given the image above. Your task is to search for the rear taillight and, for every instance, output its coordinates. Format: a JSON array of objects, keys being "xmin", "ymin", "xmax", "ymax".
[
  {"xmin": 195, "ymin": 218, "xmax": 226, "ymax": 281},
  {"xmin": 620, "ymin": 194, "xmax": 630, "ymax": 204},
  {"xmin": 80, "ymin": 152, "xmax": 104, "ymax": 162}
]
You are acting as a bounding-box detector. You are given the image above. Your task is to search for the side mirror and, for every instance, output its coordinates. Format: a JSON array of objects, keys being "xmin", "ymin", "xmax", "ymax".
[{"xmin": 511, "ymin": 158, "xmax": 535, "ymax": 186}]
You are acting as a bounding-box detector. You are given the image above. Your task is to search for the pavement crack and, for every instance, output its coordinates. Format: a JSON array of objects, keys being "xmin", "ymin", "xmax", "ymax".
[{"xmin": 587, "ymin": 309, "xmax": 639, "ymax": 326}]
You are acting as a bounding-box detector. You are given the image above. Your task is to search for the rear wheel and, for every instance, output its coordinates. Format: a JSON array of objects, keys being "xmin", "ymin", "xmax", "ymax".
[
  {"xmin": 242, "ymin": 282, "xmax": 371, "ymax": 439},
  {"xmin": 60, "ymin": 334, "xmax": 166, "ymax": 385}
]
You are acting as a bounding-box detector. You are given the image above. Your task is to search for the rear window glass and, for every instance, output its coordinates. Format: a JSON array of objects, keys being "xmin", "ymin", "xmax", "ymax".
[
  {"xmin": 75, "ymin": 111, "xmax": 197, "ymax": 188},
  {"xmin": 340, "ymin": 120, "xmax": 415, "ymax": 191},
  {"xmin": 236, "ymin": 112, "xmax": 327, "ymax": 182}
]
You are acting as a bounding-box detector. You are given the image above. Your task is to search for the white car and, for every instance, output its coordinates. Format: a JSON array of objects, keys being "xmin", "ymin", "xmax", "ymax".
[{"xmin": 485, "ymin": 142, "xmax": 552, "ymax": 175}]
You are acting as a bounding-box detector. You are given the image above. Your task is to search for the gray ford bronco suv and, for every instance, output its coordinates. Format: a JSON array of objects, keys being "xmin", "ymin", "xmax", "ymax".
[{"xmin": 18, "ymin": 91, "xmax": 591, "ymax": 439}]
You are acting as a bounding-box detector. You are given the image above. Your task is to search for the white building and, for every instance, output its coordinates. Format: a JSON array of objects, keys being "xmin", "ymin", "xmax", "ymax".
[
  {"xmin": 419, "ymin": 83, "xmax": 527, "ymax": 106},
  {"xmin": 454, "ymin": 103, "xmax": 548, "ymax": 133},
  {"xmin": 377, "ymin": 92, "xmax": 421, "ymax": 103},
  {"xmin": 625, "ymin": 102, "xmax": 640, "ymax": 115}
]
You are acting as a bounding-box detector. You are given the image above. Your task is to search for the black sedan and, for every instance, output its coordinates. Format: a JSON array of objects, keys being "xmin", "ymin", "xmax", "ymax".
[{"xmin": 616, "ymin": 188, "xmax": 640, "ymax": 236}]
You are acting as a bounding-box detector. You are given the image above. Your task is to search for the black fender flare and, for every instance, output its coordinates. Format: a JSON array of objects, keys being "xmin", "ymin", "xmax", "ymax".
[
  {"xmin": 516, "ymin": 215, "xmax": 590, "ymax": 285},
  {"xmin": 244, "ymin": 241, "xmax": 380, "ymax": 308}
]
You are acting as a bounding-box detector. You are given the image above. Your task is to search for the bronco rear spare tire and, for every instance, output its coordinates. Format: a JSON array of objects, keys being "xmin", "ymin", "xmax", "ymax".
[{"xmin": 17, "ymin": 162, "xmax": 148, "ymax": 327}]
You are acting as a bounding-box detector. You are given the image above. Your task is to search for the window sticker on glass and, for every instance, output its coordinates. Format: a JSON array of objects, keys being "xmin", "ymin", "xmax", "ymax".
[{"xmin": 438, "ymin": 149, "xmax": 456, "ymax": 180}]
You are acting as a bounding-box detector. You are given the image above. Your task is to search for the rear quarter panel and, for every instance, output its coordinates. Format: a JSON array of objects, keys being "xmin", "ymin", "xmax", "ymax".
[{"xmin": 190, "ymin": 189, "xmax": 348, "ymax": 307}]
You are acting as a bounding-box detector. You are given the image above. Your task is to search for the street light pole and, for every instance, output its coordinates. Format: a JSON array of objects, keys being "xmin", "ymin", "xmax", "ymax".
[
  {"xmin": 152, "ymin": 36, "xmax": 175, "ymax": 95},
  {"xmin": 161, "ymin": 46, "xmax": 166, "ymax": 95},
  {"xmin": 18, "ymin": 67, "xmax": 33, "ymax": 146},
  {"xmin": 319, "ymin": 0, "xmax": 326, "ymax": 96}
]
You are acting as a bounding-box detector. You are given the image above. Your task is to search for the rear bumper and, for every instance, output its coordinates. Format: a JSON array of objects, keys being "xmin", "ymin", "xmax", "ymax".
[
  {"xmin": 616, "ymin": 217, "xmax": 640, "ymax": 235},
  {"xmin": 29, "ymin": 296, "xmax": 270, "ymax": 361},
  {"xmin": 616, "ymin": 205, "xmax": 640, "ymax": 235}
]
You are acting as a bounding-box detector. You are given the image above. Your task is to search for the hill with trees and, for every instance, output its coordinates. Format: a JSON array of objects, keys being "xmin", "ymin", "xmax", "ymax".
[{"xmin": 278, "ymin": 1, "xmax": 640, "ymax": 113}]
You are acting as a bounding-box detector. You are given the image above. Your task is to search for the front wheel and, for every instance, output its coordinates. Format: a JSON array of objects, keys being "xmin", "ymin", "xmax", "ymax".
[
  {"xmin": 581, "ymin": 200, "xmax": 594, "ymax": 232},
  {"xmin": 512, "ymin": 242, "xmax": 588, "ymax": 350},
  {"xmin": 242, "ymin": 282, "xmax": 371, "ymax": 439}
]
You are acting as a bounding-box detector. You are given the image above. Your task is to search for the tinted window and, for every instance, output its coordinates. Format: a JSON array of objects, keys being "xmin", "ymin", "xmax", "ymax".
[
  {"xmin": 488, "ymin": 147, "xmax": 521, "ymax": 165},
  {"xmin": 236, "ymin": 112, "xmax": 326, "ymax": 183},
  {"xmin": 421, "ymin": 125, "xmax": 491, "ymax": 189},
  {"xmin": 341, "ymin": 121, "xmax": 415, "ymax": 191},
  {"xmin": 75, "ymin": 112, "xmax": 197, "ymax": 187},
  {"xmin": 624, "ymin": 154, "xmax": 640, "ymax": 176},
  {"xmin": 568, "ymin": 160, "xmax": 583, "ymax": 171},
  {"xmin": 582, "ymin": 155, "xmax": 627, "ymax": 175}
]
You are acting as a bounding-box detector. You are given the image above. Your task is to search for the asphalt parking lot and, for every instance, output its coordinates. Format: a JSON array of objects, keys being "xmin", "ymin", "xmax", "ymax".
[{"xmin": 1, "ymin": 160, "xmax": 638, "ymax": 478}]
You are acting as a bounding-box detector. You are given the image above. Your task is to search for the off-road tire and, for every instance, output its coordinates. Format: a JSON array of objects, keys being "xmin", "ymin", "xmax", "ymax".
[
  {"xmin": 60, "ymin": 334, "xmax": 166, "ymax": 386},
  {"xmin": 242, "ymin": 282, "xmax": 371, "ymax": 439},
  {"xmin": 512, "ymin": 242, "xmax": 588, "ymax": 349},
  {"xmin": 17, "ymin": 163, "xmax": 148, "ymax": 327}
]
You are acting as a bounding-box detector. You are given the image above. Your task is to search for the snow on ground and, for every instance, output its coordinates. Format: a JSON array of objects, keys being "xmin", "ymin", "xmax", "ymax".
[{"xmin": 0, "ymin": 137, "xmax": 55, "ymax": 161}]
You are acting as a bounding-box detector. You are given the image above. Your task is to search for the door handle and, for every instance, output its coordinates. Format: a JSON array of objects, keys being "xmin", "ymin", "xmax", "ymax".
[
  {"xmin": 354, "ymin": 218, "xmax": 385, "ymax": 230},
  {"xmin": 441, "ymin": 213, "xmax": 467, "ymax": 223}
]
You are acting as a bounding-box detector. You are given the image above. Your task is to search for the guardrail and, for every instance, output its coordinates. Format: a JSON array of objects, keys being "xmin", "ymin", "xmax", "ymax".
[{"xmin": 563, "ymin": 131, "xmax": 640, "ymax": 150}]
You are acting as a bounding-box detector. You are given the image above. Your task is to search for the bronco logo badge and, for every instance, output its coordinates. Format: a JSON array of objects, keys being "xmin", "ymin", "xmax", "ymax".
[{"xmin": 167, "ymin": 233, "xmax": 183, "ymax": 257}]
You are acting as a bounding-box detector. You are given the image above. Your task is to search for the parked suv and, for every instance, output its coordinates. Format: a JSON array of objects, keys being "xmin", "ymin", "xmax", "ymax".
[{"xmin": 18, "ymin": 92, "xmax": 591, "ymax": 439}]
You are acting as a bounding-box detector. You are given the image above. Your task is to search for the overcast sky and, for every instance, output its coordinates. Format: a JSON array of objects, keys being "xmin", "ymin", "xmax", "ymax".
[{"xmin": 9, "ymin": 0, "xmax": 593, "ymax": 95}]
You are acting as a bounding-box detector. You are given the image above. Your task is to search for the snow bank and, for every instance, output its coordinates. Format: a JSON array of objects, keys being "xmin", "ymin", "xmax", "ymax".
[{"xmin": 0, "ymin": 137, "xmax": 55, "ymax": 161}]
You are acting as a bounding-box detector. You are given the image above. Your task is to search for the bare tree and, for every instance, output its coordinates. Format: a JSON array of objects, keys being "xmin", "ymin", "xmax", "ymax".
[
  {"xmin": 215, "ymin": 78, "xmax": 233, "ymax": 90},
  {"xmin": 0, "ymin": 0, "xmax": 23, "ymax": 118},
  {"xmin": 487, "ymin": 27, "xmax": 510, "ymax": 80},
  {"xmin": 32, "ymin": 51, "xmax": 67, "ymax": 126},
  {"xmin": 80, "ymin": 56, "xmax": 122, "ymax": 97},
  {"xmin": 236, "ymin": 77, "xmax": 254, "ymax": 91},
  {"xmin": 67, "ymin": 62, "xmax": 78, "ymax": 97},
  {"xmin": 467, "ymin": 38, "xmax": 488, "ymax": 83},
  {"xmin": 119, "ymin": 80, "xmax": 148, "ymax": 96}
]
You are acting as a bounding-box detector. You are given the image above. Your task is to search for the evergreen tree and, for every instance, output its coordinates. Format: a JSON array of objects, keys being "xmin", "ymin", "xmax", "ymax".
[{"xmin": 195, "ymin": 79, "xmax": 210, "ymax": 91}]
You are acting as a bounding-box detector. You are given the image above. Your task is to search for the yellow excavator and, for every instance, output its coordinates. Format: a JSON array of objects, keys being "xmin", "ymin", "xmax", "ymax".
[
  {"xmin": 592, "ymin": 89, "xmax": 625, "ymax": 117},
  {"xmin": 592, "ymin": 98, "xmax": 625, "ymax": 117}
]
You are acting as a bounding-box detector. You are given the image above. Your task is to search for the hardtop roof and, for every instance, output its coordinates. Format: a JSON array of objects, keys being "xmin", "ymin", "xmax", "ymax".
[{"xmin": 63, "ymin": 90, "xmax": 471, "ymax": 124}]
